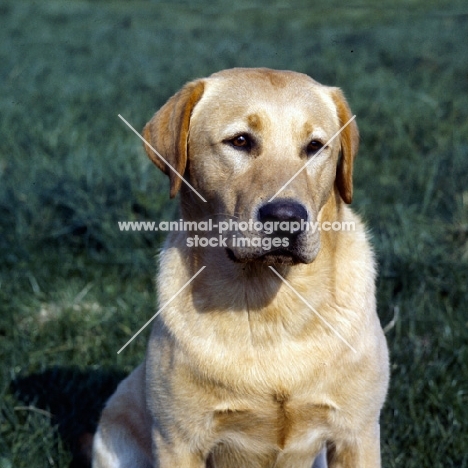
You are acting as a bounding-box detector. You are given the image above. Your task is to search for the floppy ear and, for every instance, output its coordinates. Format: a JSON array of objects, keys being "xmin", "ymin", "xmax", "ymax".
[
  {"xmin": 142, "ymin": 80, "xmax": 205, "ymax": 198},
  {"xmin": 331, "ymin": 88, "xmax": 359, "ymax": 204}
]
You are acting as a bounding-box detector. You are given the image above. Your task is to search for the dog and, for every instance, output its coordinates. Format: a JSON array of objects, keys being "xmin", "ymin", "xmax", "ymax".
[{"xmin": 92, "ymin": 68, "xmax": 389, "ymax": 468}]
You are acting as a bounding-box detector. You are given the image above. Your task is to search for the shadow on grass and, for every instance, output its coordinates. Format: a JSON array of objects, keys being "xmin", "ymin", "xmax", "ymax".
[{"xmin": 12, "ymin": 367, "xmax": 126, "ymax": 468}]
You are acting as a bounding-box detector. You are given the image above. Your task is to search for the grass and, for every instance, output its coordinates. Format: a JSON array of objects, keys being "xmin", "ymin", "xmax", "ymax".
[{"xmin": 1, "ymin": 0, "xmax": 467, "ymax": 466}]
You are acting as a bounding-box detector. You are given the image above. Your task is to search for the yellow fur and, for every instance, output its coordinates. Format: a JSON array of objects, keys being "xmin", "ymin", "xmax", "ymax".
[{"xmin": 93, "ymin": 68, "xmax": 389, "ymax": 468}]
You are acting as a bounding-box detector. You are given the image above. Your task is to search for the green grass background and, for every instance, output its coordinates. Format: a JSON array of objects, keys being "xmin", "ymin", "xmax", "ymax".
[{"xmin": 1, "ymin": 1, "xmax": 467, "ymax": 466}]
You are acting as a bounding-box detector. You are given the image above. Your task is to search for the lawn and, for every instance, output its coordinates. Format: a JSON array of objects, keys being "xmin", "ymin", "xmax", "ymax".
[{"xmin": 0, "ymin": 1, "xmax": 467, "ymax": 467}]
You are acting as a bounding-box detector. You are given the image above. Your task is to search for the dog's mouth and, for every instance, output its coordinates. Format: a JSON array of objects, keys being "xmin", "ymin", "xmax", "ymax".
[{"xmin": 226, "ymin": 247, "xmax": 305, "ymax": 266}]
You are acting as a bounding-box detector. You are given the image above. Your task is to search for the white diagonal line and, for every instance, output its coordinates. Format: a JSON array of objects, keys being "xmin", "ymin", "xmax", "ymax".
[
  {"xmin": 268, "ymin": 115, "xmax": 356, "ymax": 202},
  {"xmin": 118, "ymin": 114, "xmax": 207, "ymax": 203},
  {"xmin": 117, "ymin": 266, "xmax": 206, "ymax": 354},
  {"xmin": 268, "ymin": 266, "xmax": 357, "ymax": 353}
]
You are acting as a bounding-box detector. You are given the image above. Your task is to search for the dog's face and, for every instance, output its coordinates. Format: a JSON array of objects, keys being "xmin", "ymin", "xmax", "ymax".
[{"xmin": 143, "ymin": 68, "xmax": 358, "ymax": 265}]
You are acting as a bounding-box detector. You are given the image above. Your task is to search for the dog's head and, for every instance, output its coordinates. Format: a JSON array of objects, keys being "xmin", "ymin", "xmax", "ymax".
[{"xmin": 143, "ymin": 68, "xmax": 358, "ymax": 265}]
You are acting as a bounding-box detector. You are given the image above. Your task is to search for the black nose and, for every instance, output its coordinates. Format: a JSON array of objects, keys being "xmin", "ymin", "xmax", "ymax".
[{"xmin": 257, "ymin": 199, "xmax": 308, "ymax": 235}]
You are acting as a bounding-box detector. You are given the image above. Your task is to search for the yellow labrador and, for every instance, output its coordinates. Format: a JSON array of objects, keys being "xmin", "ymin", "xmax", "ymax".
[{"xmin": 93, "ymin": 68, "xmax": 389, "ymax": 468}]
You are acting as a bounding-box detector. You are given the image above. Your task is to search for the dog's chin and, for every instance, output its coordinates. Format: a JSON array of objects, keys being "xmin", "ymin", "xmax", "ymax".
[{"xmin": 226, "ymin": 248, "xmax": 309, "ymax": 266}]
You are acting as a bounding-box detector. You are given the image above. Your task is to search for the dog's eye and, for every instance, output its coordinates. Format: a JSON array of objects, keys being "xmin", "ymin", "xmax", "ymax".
[
  {"xmin": 228, "ymin": 134, "xmax": 252, "ymax": 150},
  {"xmin": 307, "ymin": 140, "xmax": 324, "ymax": 155}
]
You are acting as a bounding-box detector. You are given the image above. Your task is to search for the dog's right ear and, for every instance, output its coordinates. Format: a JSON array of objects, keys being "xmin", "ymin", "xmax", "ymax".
[{"xmin": 142, "ymin": 80, "xmax": 205, "ymax": 198}]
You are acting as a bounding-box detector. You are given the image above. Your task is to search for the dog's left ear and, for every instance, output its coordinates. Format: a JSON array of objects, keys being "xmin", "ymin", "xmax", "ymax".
[
  {"xmin": 142, "ymin": 80, "xmax": 205, "ymax": 198},
  {"xmin": 331, "ymin": 88, "xmax": 359, "ymax": 204}
]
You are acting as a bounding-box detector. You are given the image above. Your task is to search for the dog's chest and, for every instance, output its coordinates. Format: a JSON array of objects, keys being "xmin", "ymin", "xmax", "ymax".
[{"xmin": 211, "ymin": 390, "xmax": 331, "ymax": 454}]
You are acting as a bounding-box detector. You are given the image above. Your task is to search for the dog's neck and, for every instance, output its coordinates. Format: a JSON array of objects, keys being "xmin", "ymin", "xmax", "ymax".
[{"xmin": 162, "ymin": 229, "xmax": 337, "ymax": 314}]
